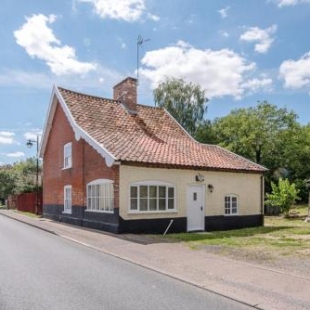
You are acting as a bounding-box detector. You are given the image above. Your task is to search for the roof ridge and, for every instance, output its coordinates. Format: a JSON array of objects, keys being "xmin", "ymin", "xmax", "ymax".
[{"xmin": 57, "ymin": 86, "xmax": 118, "ymax": 103}]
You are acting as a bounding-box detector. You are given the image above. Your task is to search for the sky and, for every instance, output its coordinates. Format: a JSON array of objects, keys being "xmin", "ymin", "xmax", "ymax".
[{"xmin": 0, "ymin": 0, "xmax": 310, "ymax": 165}]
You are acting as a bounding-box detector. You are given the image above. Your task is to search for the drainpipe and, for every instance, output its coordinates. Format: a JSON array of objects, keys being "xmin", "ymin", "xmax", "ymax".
[
  {"xmin": 163, "ymin": 219, "xmax": 174, "ymax": 235},
  {"xmin": 260, "ymin": 174, "xmax": 265, "ymax": 226}
]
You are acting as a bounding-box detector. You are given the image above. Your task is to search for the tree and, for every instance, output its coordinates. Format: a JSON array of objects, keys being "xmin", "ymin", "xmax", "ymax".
[
  {"xmin": 212, "ymin": 102, "xmax": 298, "ymax": 165},
  {"xmin": 265, "ymin": 178, "xmax": 300, "ymax": 217},
  {"xmin": 0, "ymin": 166, "xmax": 16, "ymax": 201},
  {"xmin": 153, "ymin": 77, "xmax": 208, "ymax": 137},
  {"xmin": 278, "ymin": 124, "xmax": 310, "ymax": 201},
  {"xmin": 13, "ymin": 157, "xmax": 41, "ymax": 193},
  {"xmin": 194, "ymin": 120, "xmax": 219, "ymax": 144},
  {"xmin": 0, "ymin": 157, "xmax": 42, "ymax": 200}
]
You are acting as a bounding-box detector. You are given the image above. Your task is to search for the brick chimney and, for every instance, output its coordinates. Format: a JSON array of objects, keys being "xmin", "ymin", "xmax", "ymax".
[{"xmin": 113, "ymin": 77, "xmax": 138, "ymax": 113}]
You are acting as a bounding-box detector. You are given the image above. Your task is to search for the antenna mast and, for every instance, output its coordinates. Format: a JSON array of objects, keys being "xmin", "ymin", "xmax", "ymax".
[{"xmin": 136, "ymin": 35, "xmax": 150, "ymax": 86}]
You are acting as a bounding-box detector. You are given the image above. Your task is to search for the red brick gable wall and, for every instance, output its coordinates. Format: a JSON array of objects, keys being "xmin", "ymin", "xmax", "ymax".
[{"xmin": 43, "ymin": 100, "xmax": 119, "ymax": 209}]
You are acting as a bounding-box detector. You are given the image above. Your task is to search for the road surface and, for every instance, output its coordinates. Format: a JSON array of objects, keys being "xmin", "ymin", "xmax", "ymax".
[{"xmin": 0, "ymin": 215, "xmax": 254, "ymax": 310}]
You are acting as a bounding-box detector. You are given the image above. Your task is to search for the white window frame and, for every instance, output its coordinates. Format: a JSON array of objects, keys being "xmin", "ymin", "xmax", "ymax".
[
  {"xmin": 129, "ymin": 181, "xmax": 176, "ymax": 213},
  {"xmin": 224, "ymin": 194, "xmax": 238, "ymax": 216},
  {"xmin": 86, "ymin": 179, "xmax": 114, "ymax": 213},
  {"xmin": 64, "ymin": 142, "xmax": 72, "ymax": 169},
  {"xmin": 63, "ymin": 185, "xmax": 72, "ymax": 214}
]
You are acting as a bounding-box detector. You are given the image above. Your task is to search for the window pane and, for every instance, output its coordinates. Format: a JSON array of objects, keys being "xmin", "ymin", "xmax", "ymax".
[
  {"xmin": 168, "ymin": 199, "xmax": 174, "ymax": 210},
  {"xmin": 64, "ymin": 143, "xmax": 72, "ymax": 168},
  {"xmin": 131, "ymin": 186, "xmax": 137, "ymax": 198},
  {"xmin": 159, "ymin": 186, "xmax": 166, "ymax": 198},
  {"xmin": 149, "ymin": 186, "xmax": 157, "ymax": 198},
  {"xmin": 140, "ymin": 198, "xmax": 148, "ymax": 211},
  {"xmin": 149, "ymin": 199, "xmax": 157, "ymax": 211},
  {"xmin": 131, "ymin": 198, "xmax": 138, "ymax": 210},
  {"xmin": 140, "ymin": 186, "xmax": 148, "ymax": 198},
  {"xmin": 168, "ymin": 187, "xmax": 174, "ymax": 198},
  {"xmin": 158, "ymin": 199, "xmax": 166, "ymax": 210}
]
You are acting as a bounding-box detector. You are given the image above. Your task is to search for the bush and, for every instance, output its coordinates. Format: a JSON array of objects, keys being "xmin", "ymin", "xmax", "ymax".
[{"xmin": 265, "ymin": 178, "xmax": 300, "ymax": 217}]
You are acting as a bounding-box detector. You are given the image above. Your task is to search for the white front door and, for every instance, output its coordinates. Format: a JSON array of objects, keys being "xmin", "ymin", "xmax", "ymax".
[{"xmin": 186, "ymin": 185, "xmax": 205, "ymax": 232}]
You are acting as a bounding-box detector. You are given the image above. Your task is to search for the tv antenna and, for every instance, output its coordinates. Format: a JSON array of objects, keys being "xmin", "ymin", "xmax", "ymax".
[{"xmin": 136, "ymin": 35, "xmax": 150, "ymax": 85}]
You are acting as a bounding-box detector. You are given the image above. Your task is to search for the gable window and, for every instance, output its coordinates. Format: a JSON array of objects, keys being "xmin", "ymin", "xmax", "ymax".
[
  {"xmin": 224, "ymin": 195, "xmax": 238, "ymax": 215},
  {"xmin": 130, "ymin": 182, "xmax": 176, "ymax": 212},
  {"xmin": 87, "ymin": 179, "xmax": 114, "ymax": 213},
  {"xmin": 64, "ymin": 185, "xmax": 72, "ymax": 213},
  {"xmin": 64, "ymin": 142, "xmax": 72, "ymax": 169}
]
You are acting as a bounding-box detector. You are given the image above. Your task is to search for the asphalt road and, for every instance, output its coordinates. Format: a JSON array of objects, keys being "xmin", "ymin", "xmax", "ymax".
[{"xmin": 0, "ymin": 215, "xmax": 254, "ymax": 310}]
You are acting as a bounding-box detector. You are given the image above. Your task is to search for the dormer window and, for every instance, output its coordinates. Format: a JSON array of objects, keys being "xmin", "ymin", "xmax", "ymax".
[{"xmin": 64, "ymin": 142, "xmax": 72, "ymax": 169}]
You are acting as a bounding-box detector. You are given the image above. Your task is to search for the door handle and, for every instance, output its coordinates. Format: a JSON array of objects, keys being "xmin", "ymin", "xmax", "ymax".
[{"xmin": 200, "ymin": 206, "xmax": 203, "ymax": 211}]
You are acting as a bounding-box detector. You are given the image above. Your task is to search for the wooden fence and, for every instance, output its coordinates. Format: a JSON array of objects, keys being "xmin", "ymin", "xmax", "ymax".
[{"xmin": 7, "ymin": 192, "xmax": 43, "ymax": 215}]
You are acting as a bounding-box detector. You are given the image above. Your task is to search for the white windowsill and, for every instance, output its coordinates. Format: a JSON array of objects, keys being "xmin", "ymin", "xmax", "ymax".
[
  {"xmin": 128, "ymin": 210, "xmax": 178, "ymax": 214},
  {"xmin": 62, "ymin": 210, "xmax": 72, "ymax": 214},
  {"xmin": 85, "ymin": 209, "xmax": 114, "ymax": 214}
]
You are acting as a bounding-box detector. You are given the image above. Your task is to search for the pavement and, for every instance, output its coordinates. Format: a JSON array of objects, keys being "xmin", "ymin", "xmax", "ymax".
[{"xmin": 1, "ymin": 209, "xmax": 310, "ymax": 310}]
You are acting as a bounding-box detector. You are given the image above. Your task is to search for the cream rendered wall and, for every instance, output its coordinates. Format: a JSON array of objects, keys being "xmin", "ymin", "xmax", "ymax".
[{"xmin": 119, "ymin": 165, "xmax": 263, "ymax": 220}]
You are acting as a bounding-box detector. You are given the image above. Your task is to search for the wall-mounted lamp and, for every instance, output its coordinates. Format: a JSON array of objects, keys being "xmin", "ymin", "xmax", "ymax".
[
  {"xmin": 208, "ymin": 184, "xmax": 214, "ymax": 193},
  {"xmin": 195, "ymin": 173, "xmax": 205, "ymax": 182}
]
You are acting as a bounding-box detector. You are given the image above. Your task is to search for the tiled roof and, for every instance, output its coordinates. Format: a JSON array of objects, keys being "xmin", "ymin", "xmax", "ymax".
[{"xmin": 57, "ymin": 87, "xmax": 266, "ymax": 172}]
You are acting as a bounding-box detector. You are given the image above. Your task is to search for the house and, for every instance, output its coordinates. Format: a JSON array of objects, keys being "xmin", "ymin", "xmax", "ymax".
[{"xmin": 40, "ymin": 77, "xmax": 267, "ymax": 234}]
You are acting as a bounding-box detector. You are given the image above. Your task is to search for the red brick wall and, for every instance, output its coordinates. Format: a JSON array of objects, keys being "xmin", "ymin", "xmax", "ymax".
[{"xmin": 43, "ymin": 100, "xmax": 119, "ymax": 209}]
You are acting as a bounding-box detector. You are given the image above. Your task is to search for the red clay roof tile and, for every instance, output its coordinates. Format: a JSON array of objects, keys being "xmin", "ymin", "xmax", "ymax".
[{"xmin": 58, "ymin": 87, "xmax": 266, "ymax": 172}]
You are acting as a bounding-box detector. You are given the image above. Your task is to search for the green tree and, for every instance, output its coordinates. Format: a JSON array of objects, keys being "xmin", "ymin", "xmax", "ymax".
[
  {"xmin": 265, "ymin": 178, "xmax": 300, "ymax": 217},
  {"xmin": 13, "ymin": 157, "xmax": 41, "ymax": 193},
  {"xmin": 153, "ymin": 77, "xmax": 208, "ymax": 137},
  {"xmin": 0, "ymin": 157, "xmax": 42, "ymax": 200},
  {"xmin": 212, "ymin": 102, "xmax": 298, "ymax": 165},
  {"xmin": 0, "ymin": 166, "xmax": 16, "ymax": 201},
  {"xmin": 194, "ymin": 120, "xmax": 219, "ymax": 144},
  {"xmin": 278, "ymin": 124, "xmax": 310, "ymax": 201}
]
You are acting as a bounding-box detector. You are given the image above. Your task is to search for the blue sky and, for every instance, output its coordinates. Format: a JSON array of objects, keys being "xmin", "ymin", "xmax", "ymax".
[{"xmin": 1, "ymin": 0, "xmax": 310, "ymax": 165}]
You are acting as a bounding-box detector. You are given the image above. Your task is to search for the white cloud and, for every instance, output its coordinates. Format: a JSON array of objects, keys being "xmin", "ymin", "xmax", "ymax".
[
  {"xmin": 140, "ymin": 41, "xmax": 272, "ymax": 100},
  {"xmin": 24, "ymin": 132, "xmax": 42, "ymax": 142},
  {"xmin": 0, "ymin": 132, "xmax": 15, "ymax": 144},
  {"xmin": 78, "ymin": 0, "xmax": 159, "ymax": 22},
  {"xmin": 274, "ymin": 0, "xmax": 310, "ymax": 7},
  {"xmin": 219, "ymin": 30, "xmax": 229, "ymax": 38},
  {"xmin": 240, "ymin": 25, "xmax": 277, "ymax": 53},
  {"xmin": 0, "ymin": 69, "xmax": 53, "ymax": 88},
  {"xmin": 279, "ymin": 52, "xmax": 310, "ymax": 90},
  {"xmin": 6, "ymin": 152, "xmax": 25, "ymax": 158},
  {"xmin": 0, "ymin": 64, "xmax": 122, "ymax": 91},
  {"xmin": 14, "ymin": 14, "xmax": 96, "ymax": 75},
  {"xmin": 218, "ymin": 6, "xmax": 230, "ymax": 18}
]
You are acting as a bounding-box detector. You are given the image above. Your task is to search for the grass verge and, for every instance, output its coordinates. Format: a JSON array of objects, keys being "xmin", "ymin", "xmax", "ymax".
[{"xmin": 167, "ymin": 205, "xmax": 310, "ymax": 258}]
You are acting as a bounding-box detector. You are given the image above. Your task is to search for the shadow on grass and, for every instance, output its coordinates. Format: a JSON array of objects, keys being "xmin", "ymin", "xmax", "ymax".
[{"xmin": 167, "ymin": 226, "xmax": 295, "ymax": 242}]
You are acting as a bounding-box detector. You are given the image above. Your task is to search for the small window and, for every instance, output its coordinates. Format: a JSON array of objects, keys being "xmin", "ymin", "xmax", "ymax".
[
  {"xmin": 224, "ymin": 195, "xmax": 238, "ymax": 215},
  {"xmin": 64, "ymin": 142, "xmax": 72, "ymax": 169},
  {"xmin": 64, "ymin": 185, "xmax": 72, "ymax": 213},
  {"xmin": 87, "ymin": 179, "xmax": 114, "ymax": 213},
  {"xmin": 129, "ymin": 182, "xmax": 176, "ymax": 212}
]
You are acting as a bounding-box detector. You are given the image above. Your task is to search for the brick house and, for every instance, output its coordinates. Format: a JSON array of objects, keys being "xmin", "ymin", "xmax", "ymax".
[{"xmin": 40, "ymin": 77, "xmax": 267, "ymax": 234}]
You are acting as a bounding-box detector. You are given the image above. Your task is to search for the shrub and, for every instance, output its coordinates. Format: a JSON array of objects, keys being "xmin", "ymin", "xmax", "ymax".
[{"xmin": 265, "ymin": 178, "xmax": 300, "ymax": 217}]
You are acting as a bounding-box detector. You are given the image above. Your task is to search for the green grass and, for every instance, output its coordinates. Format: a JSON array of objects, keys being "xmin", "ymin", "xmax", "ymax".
[{"xmin": 166, "ymin": 205, "xmax": 310, "ymax": 257}]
